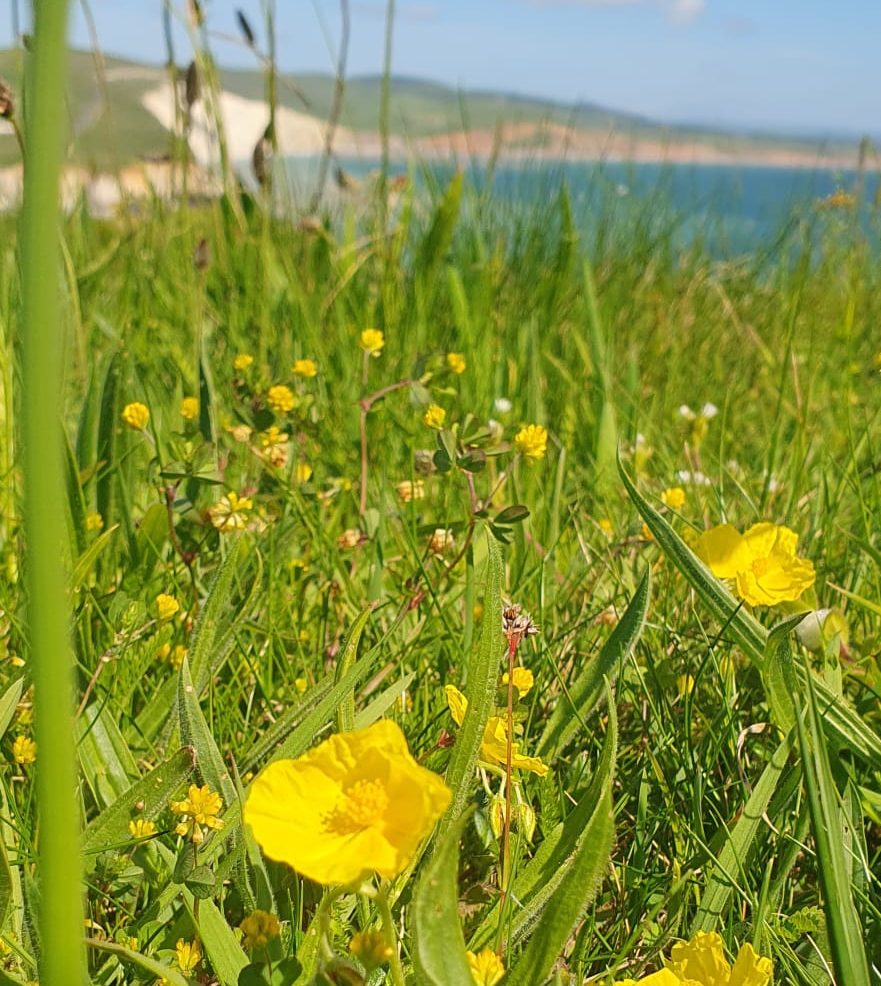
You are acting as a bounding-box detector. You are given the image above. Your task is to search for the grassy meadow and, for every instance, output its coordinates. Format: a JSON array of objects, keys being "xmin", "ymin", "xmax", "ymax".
[{"xmin": 3, "ymin": 30, "xmax": 881, "ymax": 986}]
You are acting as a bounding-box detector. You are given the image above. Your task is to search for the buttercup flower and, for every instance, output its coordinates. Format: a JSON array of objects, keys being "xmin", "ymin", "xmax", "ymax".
[
  {"xmin": 396, "ymin": 480, "xmax": 425, "ymax": 502},
  {"xmin": 171, "ymin": 783, "xmax": 225, "ymax": 844},
  {"xmin": 175, "ymin": 939, "xmax": 201, "ymax": 975},
  {"xmin": 502, "ymin": 666, "xmax": 534, "ymax": 697},
  {"xmin": 360, "ymin": 328, "xmax": 385, "ymax": 356},
  {"xmin": 240, "ymin": 910, "xmax": 280, "ymax": 949},
  {"xmin": 155, "ymin": 593, "xmax": 180, "ymax": 621},
  {"xmin": 180, "ymin": 396, "xmax": 199, "ymax": 420},
  {"xmin": 661, "ymin": 487, "xmax": 686, "ymax": 510},
  {"xmin": 613, "ymin": 931, "xmax": 772, "ymax": 986},
  {"xmin": 267, "ymin": 385, "xmax": 296, "ymax": 414},
  {"xmin": 445, "ymin": 685, "xmax": 548, "ymax": 776},
  {"xmin": 446, "ymin": 352, "xmax": 466, "ymax": 374},
  {"xmin": 85, "ymin": 512, "xmax": 104, "ymax": 532},
  {"xmin": 128, "ymin": 819, "xmax": 157, "ymax": 839},
  {"xmin": 423, "ymin": 404, "xmax": 446, "ymax": 429},
  {"xmin": 233, "ymin": 354, "xmax": 254, "ymax": 371},
  {"xmin": 694, "ymin": 522, "xmax": 815, "ymax": 607},
  {"xmin": 121, "ymin": 402, "xmax": 150, "ymax": 430},
  {"xmin": 244, "ymin": 720, "xmax": 451, "ymax": 886},
  {"xmin": 349, "ymin": 930, "xmax": 394, "ymax": 970},
  {"xmin": 12, "ymin": 736, "xmax": 36, "ymax": 765},
  {"xmin": 514, "ymin": 424, "xmax": 548, "ymax": 460},
  {"xmin": 467, "ymin": 948, "xmax": 505, "ymax": 986},
  {"xmin": 292, "ymin": 358, "xmax": 318, "ymax": 378},
  {"xmin": 209, "ymin": 491, "xmax": 253, "ymax": 531}
]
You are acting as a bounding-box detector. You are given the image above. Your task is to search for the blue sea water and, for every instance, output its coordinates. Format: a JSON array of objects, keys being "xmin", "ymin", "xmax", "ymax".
[{"xmin": 281, "ymin": 156, "xmax": 881, "ymax": 256}]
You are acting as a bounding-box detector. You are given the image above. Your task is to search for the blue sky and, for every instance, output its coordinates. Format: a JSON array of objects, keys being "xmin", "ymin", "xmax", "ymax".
[{"xmin": 5, "ymin": 1, "xmax": 879, "ymax": 136}]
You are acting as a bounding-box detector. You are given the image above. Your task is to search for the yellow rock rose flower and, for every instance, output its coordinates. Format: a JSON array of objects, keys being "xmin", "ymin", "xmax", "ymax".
[
  {"xmin": 502, "ymin": 666, "xmax": 534, "ymax": 697},
  {"xmin": 360, "ymin": 328, "xmax": 385, "ymax": 356},
  {"xmin": 467, "ymin": 947, "xmax": 505, "ymax": 985},
  {"xmin": 445, "ymin": 685, "xmax": 547, "ymax": 776},
  {"xmin": 614, "ymin": 931, "xmax": 772, "ymax": 986},
  {"xmin": 694, "ymin": 522, "xmax": 815, "ymax": 607},
  {"xmin": 514, "ymin": 423, "xmax": 548, "ymax": 460},
  {"xmin": 244, "ymin": 720, "xmax": 451, "ymax": 886},
  {"xmin": 121, "ymin": 402, "xmax": 150, "ymax": 430}
]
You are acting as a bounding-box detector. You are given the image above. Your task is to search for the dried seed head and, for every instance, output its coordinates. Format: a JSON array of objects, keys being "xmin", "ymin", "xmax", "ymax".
[
  {"xmin": 502, "ymin": 603, "xmax": 539, "ymax": 644},
  {"xmin": 0, "ymin": 80, "xmax": 14, "ymax": 121},
  {"xmin": 236, "ymin": 9, "xmax": 256, "ymax": 47}
]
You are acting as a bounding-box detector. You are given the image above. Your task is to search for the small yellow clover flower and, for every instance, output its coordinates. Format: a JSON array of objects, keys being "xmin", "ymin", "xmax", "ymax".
[
  {"xmin": 514, "ymin": 423, "xmax": 548, "ymax": 460},
  {"xmin": 180, "ymin": 396, "xmax": 199, "ymax": 420},
  {"xmin": 85, "ymin": 511, "xmax": 104, "ymax": 532},
  {"xmin": 244, "ymin": 719, "xmax": 451, "ymax": 886},
  {"xmin": 446, "ymin": 352, "xmax": 466, "ymax": 374},
  {"xmin": 171, "ymin": 783, "xmax": 225, "ymax": 844},
  {"xmin": 360, "ymin": 328, "xmax": 385, "ymax": 356},
  {"xmin": 467, "ymin": 948, "xmax": 505, "ymax": 986},
  {"xmin": 349, "ymin": 930, "xmax": 394, "ymax": 971},
  {"xmin": 694, "ymin": 522, "xmax": 815, "ymax": 607},
  {"xmin": 613, "ymin": 930, "xmax": 772, "ymax": 986},
  {"xmin": 240, "ymin": 910, "xmax": 280, "ymax": 949},
  {"xmin": 155, "ymin": 593, "xmax": 180, "ymax": 621},
  {"xmin": 209, "ymin": 492, "xmax": 253, "ymax": 532},
  {"xmin": 423, "ymin": 404, "xmax": 446, "ymax": 429},
  {"xmin": 175, "ymin": 938, "xmax": 202, "ymax": 975},
  {"xmin": 233, "ymin": 354, "xmax": 254, "ymax": 371},
  {"xmin": 267, "ymin": 384, "xmax": 296, "ymax": 414},
  {"xmin": 445, "ymin": 685, "xmax": 547, "ymax": 776},
  {"xmin": 128, "ymin": 818, "xmax": 157, "ymax": 839},
  {"xmin": 292, "ymin": 358, "xmax": 318, "ymax": 378},
  {"xmin": 661, "ymin": 486, "xmax": 686, "ymax": 510},
  {"xmin": 12, "ymin": 735, "xmax": 36, "ymax": 765},
  {"xmin": 121, "ymin": 402, "xmax": 150, "ymax": 430}
]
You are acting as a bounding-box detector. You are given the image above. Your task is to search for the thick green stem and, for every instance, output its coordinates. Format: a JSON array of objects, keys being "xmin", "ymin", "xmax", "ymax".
[
  {"xmin": 19, "ymin": 1, "xmax": 85, "ymax": 984},
  {"xmin": 376, "ymin": 885, "xmax": 405, "ymax": 986}
]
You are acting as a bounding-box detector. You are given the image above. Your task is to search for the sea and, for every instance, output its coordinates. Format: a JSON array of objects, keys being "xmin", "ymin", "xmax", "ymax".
[{"xmin": 279, "ymin": 156, "xmax": 881, "ymax": 257}]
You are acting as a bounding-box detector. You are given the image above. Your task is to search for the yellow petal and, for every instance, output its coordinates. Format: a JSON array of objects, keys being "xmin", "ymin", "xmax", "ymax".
[
  {"xmin": 445, "ymin": 685, "xmax": 468, "ymax": 727},
  {"xmin": 694, "ymin": 525, "xmax": 749, "ymax": 580},
  {"xmin": 728, "ymin": 944, "xmax": 773, "ymax": 986},
  {"xmin": 614, "ymin": 971, "xmax": 682, "ymax": 986},
  {"xmin": 741, "ymin": 521, "xmax": 797, "ymax": 560},
  {"xmin": 667, "ymin": 931, "xmax": 731, "ymax": 985}
]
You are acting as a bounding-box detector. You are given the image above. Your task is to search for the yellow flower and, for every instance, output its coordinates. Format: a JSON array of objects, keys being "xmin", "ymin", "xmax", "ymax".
[
  {"xmin": 514, "ymin": 424, "xmax": 548, "ymax": 460},
  {"xmin": 677, "ymin": 674, "xmax": 695, "ymax": 698},
  {"xmin": 502, "ymin": 666, "xmax": 534, "ymax": 697},
  {"xmin": 349, "ymin": 930, "xmax": 394, "ymax": 970},
  {"xmin": 240, "ymin": 910, "xmax": 280, "ymax": 949},
  {"xmin": 12, "ymin": 735, "xmax": 36, "ymax": 765},
  {"xmin": 598, "ymin": 517, "xmax": 613, "ymax": 537},
  {"xmin": 661, "ymin": 487, "xmax": 686, "ymax": 510},
  {"xmin": 267, "ymin": 385, "xmax": 296, "ymax": 414},
  {"xmin": 155, "ymin": 593, "xmax": 180, "ymax": 621},
  {"xmin": 85, "ymin": 511, "xmax": 104, "ymax": 532},
  {"xmin": 445, "ymin": 685, "xmax": 548, "ymax": 776},
  {"xmin": 180, "ymin": 396, "xmax": 199, "ymax": 420},
  {"xmin": 244, "ymin": 720, "xmax": 451, "ymax": 886},
  {"xmin": 121, "ymin": 402, "xmax": 149, "ymax": 430},
  {"xmin": 292, "ymin": 358, "xmax": 318, "ymax": 378},
  {"xmin": 396, "ymin": 479, "xmax": 425, "ymax": 502},
  {"xmin": 467, "ymin": 948, "xmax": 505, "ymax": 986},
  {"xmin": 175, "ymin": 938, "xmax": 201, "ymax": 975},
  {"xmin": 209, "ymin": 491, "xmax": 253, "ymax": 532},
  {"xmin": 446, "ymin": 352, "xmax": 466, "ymax": 375},
  {"xmin": 694, "ymin": 522, "xmax": 815, "ymax": 607},
  {"xmin": 128, "ymin": 818, "xmax": 157, "ymax": 839},
  {"xmin": 428, "ymin": 528, "xmax": 454, "ymax": 556},
  {"xmin": 233, "ymin": 354, "xmax": 254, "ymax": 371},
  {"xmin": 614, "ymin": 931, "xmax": 772, "ymax": 986},
  {"xmin": 260, "ymin": 426, "xmax": 288, "ymax": 448},
  {"xmin": 294, "ymin": 677, "xmax": 308, "ymax": 694},
  {"xmin": 171, "ymin": 784, "xmax": 225, "ymax": 844},
  {"xmin": 423, "ymin": 404, "xmax": 446, "ymax": 429},
  {"xmin": 360, "ymin": 328, "xmax": 385, "ymax": 356},
  {"xmin": 295, "ymin": 462, "xmax": 313, "ymax": 484},
  {"xmin": 337, "ymin": 528, "xmax": 363, "ymax": 550}
]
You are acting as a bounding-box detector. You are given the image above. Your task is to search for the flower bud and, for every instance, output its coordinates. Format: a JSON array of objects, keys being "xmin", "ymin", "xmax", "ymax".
[{"xmin": 795, "ymin": 608, "xmax": 849, "ymax": 656}]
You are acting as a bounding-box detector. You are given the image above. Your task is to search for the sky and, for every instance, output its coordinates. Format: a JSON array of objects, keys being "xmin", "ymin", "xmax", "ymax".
[{"xmin": 3, "ymin": 0, "xmax": 879, "ymax": 137}]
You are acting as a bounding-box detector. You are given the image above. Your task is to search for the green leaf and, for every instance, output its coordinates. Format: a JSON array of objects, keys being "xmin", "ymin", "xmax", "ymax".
[
  {"xmin": 619, "ymin": 459, "xmax": 881, "ymax": 769},
  {"xmin": 538, "ymin": 571, "xmax": 649, "ymax": 757},
  {"xmin": 86, "ymin": 938, "xmax": 189, "ymax": 986},
  {"xmin": 762, "ymin": 616, "xmax": 805, "ymax": 734},
  {"xmin": 186, "ymin": 892, "xmax": 249, "ymax": 985},
  {"xmin": 691, "ymin": 737, "xmax": 792, "ymax": 933},
  {"xmin": 185, "ymin": 864, "xmax": 217, "ymax": 899},
  {"xmin": 436, "ymin": 534, "xmax": 503, "ymax": 841},
  {"xmin": 70, "ymin": 523, "xmax": 119, "ymax": 590},
  {"xmin": 353, "ymin": 672, "xmax": 416, "ymax": 730},
  {"xmin": 81, "ymin": 747, "xmax": 196, "ymax": 856},
  {"xmin": 0, "ymin": 677, "xmax": 23, "ymax": 742},
  {"xmin": 494, "ymin": 504, "xmax": 530, "ymax": 525},
  {"xmin": 334, "ymin": 607, "xmax": 374, "ymax": 734},
  {"xmin": 794, "ymin": 666, "xmax": 871, "ymax": 986},
  {"xmin": 503, "ymin": 689, "xmax": 616, "ymax": 985},
  {"xmin": 178, "ymin": 656, "xmax": 236, "ymax": 804},
  {"xmin": 411, "ymin": 811, "xmax": 474, "ymax": 985}
]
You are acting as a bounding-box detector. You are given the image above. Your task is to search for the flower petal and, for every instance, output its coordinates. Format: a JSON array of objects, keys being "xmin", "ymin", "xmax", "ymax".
[{"xmin": 694, "ymin": 525, "xmax": 749, "ymax": 580}]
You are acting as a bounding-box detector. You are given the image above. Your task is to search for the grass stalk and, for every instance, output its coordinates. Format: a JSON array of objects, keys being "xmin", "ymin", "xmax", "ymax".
[{"xmin": 19, "ymin": 1, "xmax": 86, "ymax": 983}]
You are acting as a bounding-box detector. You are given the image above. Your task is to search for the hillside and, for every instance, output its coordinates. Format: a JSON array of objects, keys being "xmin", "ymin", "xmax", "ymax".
[{"xmin": 0, "ymin": 48, "xmax": 869, "ymax": 172}]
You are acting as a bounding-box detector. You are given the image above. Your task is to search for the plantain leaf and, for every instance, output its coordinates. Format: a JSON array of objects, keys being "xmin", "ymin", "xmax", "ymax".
[
  {"xmin": 538, "ymin": 570, "xmax": 649, "ymax": 756},
  {"xmin": 185, "ymin": 892, "xmax": 249, "ymax": 986},
  {"xmin": 436, "ymin": 534, "xmax": 503, "ymax": 842},
  {"xmin": 411, "ymin": 810, "xmax": 474, "ymax": 985}
]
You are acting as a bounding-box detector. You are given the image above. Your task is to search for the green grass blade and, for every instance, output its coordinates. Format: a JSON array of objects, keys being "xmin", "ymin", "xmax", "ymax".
[
  {"xmin": 0, "ymin": 678, "xmax": 24, "ymax": 741},
  {"xmin": 184, "ymin": 892, "xmax": 249, "ymax": 985},
  {"xmin": 86, "ymin": 938, "xmax": 189, "ymax": 986},
  {"xmin": 411, "ymin": 810, "xmax": 474, "ymax": 985},
  {"xmin": 436, "ymin": 534, "xmax": 503, "ymax": 841},
  {"xmin": 794, "ymin": 666, "xmax": 871, "ymax": 986}
]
